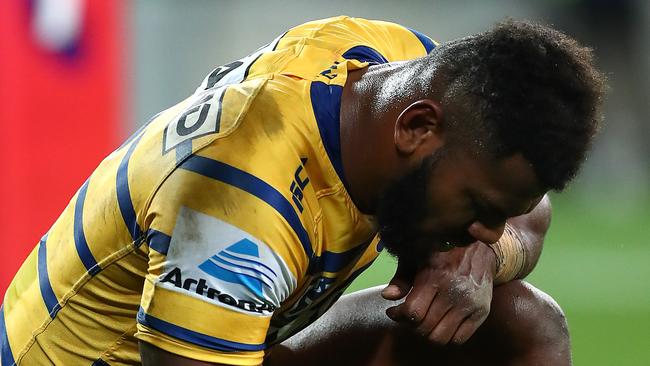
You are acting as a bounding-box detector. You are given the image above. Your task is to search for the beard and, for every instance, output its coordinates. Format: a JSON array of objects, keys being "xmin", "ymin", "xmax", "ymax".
[{"xmin": 375, "ymin": 153, "xmax": 443, "ymax": 269}]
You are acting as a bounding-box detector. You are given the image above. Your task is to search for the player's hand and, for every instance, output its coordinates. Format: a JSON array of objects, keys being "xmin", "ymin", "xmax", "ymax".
[{"xmin": 381, "ymin": 242, "xmax": 497, "ymax": 345}]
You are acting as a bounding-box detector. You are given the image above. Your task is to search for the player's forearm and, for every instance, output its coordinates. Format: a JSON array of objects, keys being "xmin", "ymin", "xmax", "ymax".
[
  {"xmin": 493, "ymin": 194, "xmax": 551, "ymax": 283},
  {"xmin": 139, "ymin": 341, "xmax": 246, "ymax": 366}
]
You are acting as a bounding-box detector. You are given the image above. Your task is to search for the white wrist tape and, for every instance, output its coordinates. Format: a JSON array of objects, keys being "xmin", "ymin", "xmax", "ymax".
[{"xmin": 490, "ymin": 224, "xmax": 527, "ymax": 284}]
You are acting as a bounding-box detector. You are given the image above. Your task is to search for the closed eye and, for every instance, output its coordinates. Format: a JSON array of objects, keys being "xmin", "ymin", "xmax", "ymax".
[{"xmin": 471, "ymin": 196, "xmax": 507, "ymax": 228}]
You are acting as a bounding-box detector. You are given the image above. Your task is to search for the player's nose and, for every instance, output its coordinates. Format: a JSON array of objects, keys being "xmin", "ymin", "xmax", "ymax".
[{"xmin": 467, "ymin": 221, "xmax": 506, "ymax": 244}]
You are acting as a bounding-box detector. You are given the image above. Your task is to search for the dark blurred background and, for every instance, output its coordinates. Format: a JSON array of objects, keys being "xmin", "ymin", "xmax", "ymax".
[{"xmin": 1, "ymin": 1, "xmax": 648, "ymax": 364}]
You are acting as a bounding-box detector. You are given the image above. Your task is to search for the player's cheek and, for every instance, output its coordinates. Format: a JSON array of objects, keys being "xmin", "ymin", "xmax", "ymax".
[
  {"xmin": 420, "ymin": 205, "xmax": 475, "ymax": 239},
  {"xmin": 417, "ymin": 195, "xmax": 460, "ymax": 232}
]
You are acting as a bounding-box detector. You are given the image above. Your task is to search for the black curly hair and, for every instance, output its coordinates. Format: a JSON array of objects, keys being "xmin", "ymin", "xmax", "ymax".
[{"xmin": 429, "ymin": 19, "xmax": 606, "ymax": 190}]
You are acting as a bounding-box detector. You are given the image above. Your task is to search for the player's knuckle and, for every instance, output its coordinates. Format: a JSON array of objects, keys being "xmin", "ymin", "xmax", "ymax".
[
  {"xmin": 428, "ymin": 326, "xmax": 449, "ymax": 344},
  {"xmin": 450, "ymin": 333, "xmax": 468, "ymax": 345},
  {"xmin": 427, "ymin": 332, "xmax": 444, "ymax": 344},
  {"xmin": 475, "ymin": 305, "xmax": 490, "ymax": 318},
  {"xmin": 404, "ymin": 304, "xmax": 424, "ymax": 323},
  {"xmin": 459, "ymin": 304, "xmax": 475, "ymax": 315},
  {"xmin": 416, "ymin": 323, "xmax": 432, "ymax": 336},
  {"xmin": 407, "ymin": 310, "xmax": 424, "ymax": 323}
]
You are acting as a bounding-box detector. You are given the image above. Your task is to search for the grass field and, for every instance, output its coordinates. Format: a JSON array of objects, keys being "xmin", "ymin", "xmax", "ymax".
[{"xmin": 347, "ymin": 192, "xmax": 650, "ymax": 365}]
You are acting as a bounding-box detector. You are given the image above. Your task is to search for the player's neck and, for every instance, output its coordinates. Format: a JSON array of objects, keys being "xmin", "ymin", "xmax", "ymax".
[{"xmin": 340, "ymin": 65, "xmax": 399, "ymax": 215}]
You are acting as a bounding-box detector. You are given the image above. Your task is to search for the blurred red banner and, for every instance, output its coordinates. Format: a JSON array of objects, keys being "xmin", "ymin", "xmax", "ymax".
[{"xmin": 0, "ymin": 0, "xmax": 125, "ymax": 294}]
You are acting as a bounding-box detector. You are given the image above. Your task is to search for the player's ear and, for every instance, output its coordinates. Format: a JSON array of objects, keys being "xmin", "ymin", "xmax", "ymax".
[{"xmin": 394, "ymin": 99, "xmax": 444, "ymax": 156}]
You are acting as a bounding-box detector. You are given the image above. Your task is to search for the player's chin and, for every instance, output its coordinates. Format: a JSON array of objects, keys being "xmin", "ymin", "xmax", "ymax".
[{"xmin": 378, "ymin": 229, "xmax": 418, "ymax": 256}]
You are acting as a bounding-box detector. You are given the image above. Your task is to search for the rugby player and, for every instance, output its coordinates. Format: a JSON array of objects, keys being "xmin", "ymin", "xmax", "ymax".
[{"xmin": 1, "ymin": 16, "xmax": 604, "ymax": 365}]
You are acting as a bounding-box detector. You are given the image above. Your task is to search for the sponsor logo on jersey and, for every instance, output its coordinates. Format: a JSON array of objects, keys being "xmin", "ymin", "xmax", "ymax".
[
  {"xmin": 156, "ymin": 207, "xmax": 295, "ymax": 316},
  {"xmin": 160, "ymin": 266, "xmax": 276, "ymax": 314}
]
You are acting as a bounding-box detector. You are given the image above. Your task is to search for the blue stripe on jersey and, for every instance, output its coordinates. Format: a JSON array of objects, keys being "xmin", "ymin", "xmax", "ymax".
[
  {"xmin": 311, "ymin": 45, "xmax": 389, "ymax": 192},
  {"xmin": 137, "ymin": 307, "xmax": 266, "ymax": 352},
  {"xmin": 147, "ymin": 229, "xmax": 171, "ymax": 255},
  {"xmin": 117, "ymin": 134, "xmax": 145, "ymax": 242},
  {"xmin": 0, "ymin": 305, "xmax": 15, "ymax": 366},
  {"xmin": 91, "ymin": 359, "xmax": 110, "ymax": 366},
  {"xmin": 306, "ymin": 236, "xmax": 373, "ymax": 275},
  {"xmin": 376, "ymin": 240, "xmax": 384, "ymax": 252},
  {"xmin": 319, "ymin": 241, "xmax": 369, "ymax": 273},
  {"xmin": 341, "ymin": 45, "xmax": 388, "ymax": 64},
  {"xmin": 74, "ymin": 180, "xmax": 101, "ymax": 276},
  {"xmin": 407, "ymin": 28, "xmax": 436, "ymax": 54},
  {"xmin": 179, "ymin": 155, "xmax": 314, "ymax": 259},
  {"xmin": 38, "ymin": 234, "xmax": 62, "ymax": 319},
  {"xmin": 310, "ymin": 82, "xmax": 347, "ymax": 187}
]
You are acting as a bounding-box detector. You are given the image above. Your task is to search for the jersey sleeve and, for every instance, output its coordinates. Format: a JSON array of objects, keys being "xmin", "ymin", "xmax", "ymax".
[{"xmin": 135, "ymin": 164, "xmax": 301, "ymax": 365}]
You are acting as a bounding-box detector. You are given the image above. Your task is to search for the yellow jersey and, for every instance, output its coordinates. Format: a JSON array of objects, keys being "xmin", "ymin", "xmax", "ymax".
[{"xmin": 1, "ymin": 16, "xmax": 435, "ymax": 365}]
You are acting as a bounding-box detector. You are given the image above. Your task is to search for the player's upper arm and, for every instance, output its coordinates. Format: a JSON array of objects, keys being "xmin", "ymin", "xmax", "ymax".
[
  {"xmin": 507, "ymin": 194, "xmax": 552, "ymax": 277},
  {"xmin": 508, "ymin": 194, "xmax": 552, "ymax": 243},
  {"xmin": 135, "ymin": 164, "xmax": 302, "ymax": 365}
]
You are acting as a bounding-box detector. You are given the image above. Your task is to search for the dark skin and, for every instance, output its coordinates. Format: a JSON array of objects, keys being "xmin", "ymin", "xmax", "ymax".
[
  {"xmin": 266, "ymin": 280, "xmax": 570, "ymax": 366},
  {"xmin": 339, "ymin": 64, "xmax": 547, "ymax": 345},
  {"xmin": 143, "ymin": 280, "xmax": 572, "ymax": 366},
  {"xmin": 140, "ymin": 63, "xmax": 551, "ymax": 365},
  {"xmin": 382, "ymin": 194, "xmax": 549, "ymax": 345}
]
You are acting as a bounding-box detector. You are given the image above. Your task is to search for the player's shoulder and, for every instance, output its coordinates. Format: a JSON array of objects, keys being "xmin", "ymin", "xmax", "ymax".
[
  {"xmin": 143, "ymin": 77, "xmax": 314, "ymax": 272},
  {"xmin": 290, "ymin": 15, "xmax": 408, "ymax": 35},
  {"xmin": 288, "ymin": 16, "xmax": 436, "ymax": 56},
  {"xmin": 120, "ymin": 76, "xmax": 268, "ymax": 201}
]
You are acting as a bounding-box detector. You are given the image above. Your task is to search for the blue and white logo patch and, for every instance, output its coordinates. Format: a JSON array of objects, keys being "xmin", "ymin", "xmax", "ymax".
[
  {"xmin": 198, "ymin": 238, "xmax": 277, "ymax": 298},
  {"xmin": 157, "ymin": 207, "xmax": 296, "ymax": 316}
]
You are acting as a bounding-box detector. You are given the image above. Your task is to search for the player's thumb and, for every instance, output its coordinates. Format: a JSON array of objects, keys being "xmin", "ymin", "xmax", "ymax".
[{"xmin": 381, "ymin": 260, "xmax": 414, "ymax": 300}]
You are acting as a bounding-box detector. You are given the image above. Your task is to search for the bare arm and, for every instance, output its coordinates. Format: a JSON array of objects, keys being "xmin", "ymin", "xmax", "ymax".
[
  {"xmin": 139, "ymin": 341, "xmax": 260, "ymax": 366},
  {"xmin": 381, "ymin": 194, "xmax": 552, "ymax": 344},
  {"xmin": 505, "ymin": 193, "xmax": 552, "ymax": 280},
  {"xmin": 268, "ymin": 281, "xmax": 570, "ymax": 366}
]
